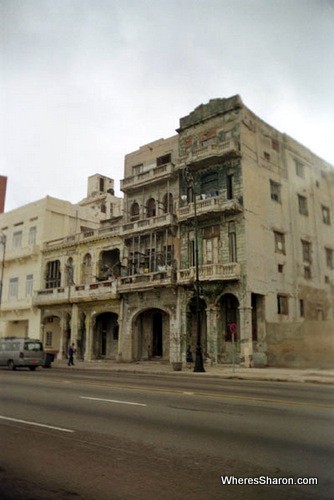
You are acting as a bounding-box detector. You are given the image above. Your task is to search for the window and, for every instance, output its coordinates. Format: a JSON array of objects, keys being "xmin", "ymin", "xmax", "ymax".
[
  {"xmin": 156, "ymin": 153, "xmax": 171, "ymax": 166},
  {"xmin": 278, "ymin": 264, "xmax": 284, "ymax": 273},
  {"xmin": 25, "ymin": 274, "xmax": 33, "ymax": 297},
  {"xmin": 299, "ymin": 299, "xmax": 304, "ymax": 317},
  {"xmin": 99, "ymin": 177, "xmax": 105, "ymax": 192},
  {"xmin": 272, "ymin": 139, "xmax": 279, "ymax": 151},
  {"xmin": 322, "ymin": 205, "xmax": 331, "ymax": 225},
  {"xmin": 13, "ymin": 231, "xmax": 22, "ymax": 248},
  {"xmin": 204, "ymin": 237, "xmax": 219, "ymax": 264},
  {"xmin": 325, "ymin": 248, "xmax": 333, "ymax": 269},
  {"xmin": 28, "ymin": 226, "xmax": 37, "ymax": 245},
  {"xmin": 277, "ymin": 294, "xmax": 288, "ymax": 315},
  {"xmin": 295, "ymin": 160, "xmax": 304, "ymax": 178},
  {"xmin": 130, "ymin": 202, "xmax": 140, "ymax": 221},
  {"xmin": 270, "ymin": 180, "xmax": 281, "ymax": 203},
  {"xmin": 9, "ymin": 277, "xmax": 19, "ymax": 299},
  {"xmin": 146, "ymin": 198, "xmax": 156, "ymax": 218},
  {"xmin": 304, "ymin": 266, "xmax": 312, "ymax": 279},
  {"xmin": 228, "ymin": 222, "xmax": 237, "ymax": 262},
  {"xmin": 264, "ymin": 151, "xmax": 270, "ymax": 161},
  {"xmin": 274, "ymin": 231, "xmax": 285, "ymax": 254},
  {"xmin": 298, "ymin": 195, "xmax": 308, "ymax": 216},
  {"xmin": 163, "ymin": 193, "xmax": 174, "ymax": 214},
  {"xmin": 227, "ymin": 173, "xmax": 234, "ymax": 200},
  {"xmin": 189, "ymin": 239, "xmax": 195, "ymax": 267},
  {"xmin": 132, "ymin": 163, "xmax": 143, "ymax": 175},
  {"xmin": 46, "ymin": 331, "xmax": 53, "ymax": 347},
  {"xmin": 45, "ymin": 260, "xmax": 61, "ymax": 289},
  {"xmin": 301, "ymin": 240, "xmax": 312, "ymax": 263}
]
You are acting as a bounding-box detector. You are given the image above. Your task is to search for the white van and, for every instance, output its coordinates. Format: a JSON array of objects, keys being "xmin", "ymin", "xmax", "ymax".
[{"xmin": 0, "ymin": 337, "xmax": 45, "ymax": 371}]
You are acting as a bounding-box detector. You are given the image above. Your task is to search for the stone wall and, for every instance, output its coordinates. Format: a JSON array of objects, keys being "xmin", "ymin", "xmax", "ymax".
[{"xmin": 266, "ymin": 321, "xmax": 334, "ymax": 368}]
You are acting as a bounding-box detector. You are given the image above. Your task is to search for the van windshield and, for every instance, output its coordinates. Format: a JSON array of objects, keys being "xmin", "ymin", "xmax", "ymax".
[{"xmin": 24, "ymin": 342, "xmax": 43, "ymax": 352}]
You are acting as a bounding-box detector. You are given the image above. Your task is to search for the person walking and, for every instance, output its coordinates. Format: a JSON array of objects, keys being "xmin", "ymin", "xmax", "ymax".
[{"xmin": 68, "ymin": 343, "xmax": 75, "ymax": 366}]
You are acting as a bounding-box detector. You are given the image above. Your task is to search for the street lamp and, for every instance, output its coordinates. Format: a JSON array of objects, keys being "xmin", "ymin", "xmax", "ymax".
[
  {"xmin": 183, "ymin": 168, "xmax": 205, "ymax": 373},
  {"xmin": 0, "ymin": 233, "xmax": 6, "ymax": 307}
]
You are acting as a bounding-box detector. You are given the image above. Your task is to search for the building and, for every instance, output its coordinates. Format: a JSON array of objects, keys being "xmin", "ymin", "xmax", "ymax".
[
  {"xmin": 2, "ymin": 98, "xmax": 333, "ymax": 368},
  {"xmin": 0, "ymin": 175, "xmax": 122, "ymax": 352},
  {"xmin": 0, "ymin": 176, "xmax": 7, "ymax": 213},
  {"xmin": 118, "ymin": 96, "xmax": 334, "ymax": 368}
]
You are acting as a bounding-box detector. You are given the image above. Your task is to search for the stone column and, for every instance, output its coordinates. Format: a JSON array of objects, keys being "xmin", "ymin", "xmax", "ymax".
[
  {"xmin": 85, "ymin": 315, "xmax": 94, "ymax": 361},
  {"xmin": 59, "ymin": 314, "xmax": 66, "ymax": 360},
  {"xmin": 70, "ymin": 304, "xmax": 79, "ymax": 347},
  {"xmin": 238, "ymin": 294, "xmax": 253, "ymax": 368},
  {"xmin": 206, "ymin": 304, "xmax": 219, "ymax": 365}
]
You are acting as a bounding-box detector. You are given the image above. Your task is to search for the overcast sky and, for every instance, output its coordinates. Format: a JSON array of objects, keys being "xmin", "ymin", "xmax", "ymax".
[{"xmin": 1, "ymin": 0, "xmax": 333, "ymax": 212}]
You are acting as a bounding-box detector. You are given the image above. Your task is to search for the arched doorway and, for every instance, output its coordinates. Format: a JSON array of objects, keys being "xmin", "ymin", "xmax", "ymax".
[
  {"xmin": 94, "ymin": 312, "xmax": 119, "ymax": 359},
  {"xmin": 133, "ymin": 308, "xmax": 169, "ymax": 361}
]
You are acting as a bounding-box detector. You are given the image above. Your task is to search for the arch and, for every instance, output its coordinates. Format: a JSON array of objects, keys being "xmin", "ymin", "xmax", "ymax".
[
  {"xmin": 162, "ymin": 193, "xmax": 174, "ymax": 214},
  {"xmin": 130, "ymin": 201, "xmax": 140, "ymax": 221},
  {"xmin": 219, "ymin": 293, "xmax": 240, "ymax": 342},
  {"xmin": 146, "ymin": 198, "xmax": 156, "ymax": 218},
  {"xmin": 132, "ymin": 307, "xmax": 170, "ymax": 361}
]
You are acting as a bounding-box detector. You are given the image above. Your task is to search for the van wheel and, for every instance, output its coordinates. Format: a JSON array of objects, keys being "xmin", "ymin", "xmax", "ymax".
[
  {"xmin": 8, "ymin": 360, "xmax": 16, "ymax": 370},
  {"xmin": 29, "ymin": 366, "xmax": 36, "ymax": 371}
]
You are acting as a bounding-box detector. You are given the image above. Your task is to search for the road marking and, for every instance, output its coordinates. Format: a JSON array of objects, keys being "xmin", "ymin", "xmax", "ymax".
[
  {"xmin": 0, "ymin": 415, "xmax": 74, "ymax": 433},
  {"xmin": 183, "ymin": 391, "xmax": 194, "ymax": 395},
  {"xmin": 80, "ymin": 396, "xmax": 147, "ymax": 407}
]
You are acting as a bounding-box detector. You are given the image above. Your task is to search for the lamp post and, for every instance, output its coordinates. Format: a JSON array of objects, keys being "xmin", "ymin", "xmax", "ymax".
[
  {"xmin": 0, "ymin": 233, "xmax": 6, "ymax": 307},
  {"xmin": 183, "ymin": 168, "xmax": 205, "ymax": 373}
]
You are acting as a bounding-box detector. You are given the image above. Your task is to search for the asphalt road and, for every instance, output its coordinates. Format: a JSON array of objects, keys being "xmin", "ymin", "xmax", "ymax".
[{"xmin": 0, "ymin": 368, "xmax": 333, "ymax": 500}]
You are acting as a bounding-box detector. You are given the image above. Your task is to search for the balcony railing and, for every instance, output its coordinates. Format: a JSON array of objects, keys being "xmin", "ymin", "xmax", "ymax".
[
  {"xmin": 118, "ymin": 268, "xmax": 176, "ymax": 293},
  {"xmin": 179, "ymin": 139, "xmax": 240, "ymax": 166},
  {"xmin": 177, "ymin": 262, "xmax": 241, "ymax": 284},
  {"xmin": 122, "ymin": 213, "xmax": 177, "ymax": 235},
  {"xmin": 43, "ymin": 226, "xmax": 121, "ymax": 250},
  {"xmin": 178, "ymin": 195, "xmax": 243, "ymax": 221},
  {"xmin": 33, "ymin": 280, "xmax": 118, "ymax": 306},
  {"xmin": 120, "ymin": 162, "xmax": 175, "ymax": 191}
]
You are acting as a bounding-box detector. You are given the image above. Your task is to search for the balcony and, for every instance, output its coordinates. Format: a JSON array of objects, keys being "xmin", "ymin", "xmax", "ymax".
[
  {"xmin": 120, "ymin": 162, "xmax": 175, "ymax": 192},
  {"xmin": 118, "ymin": 268, "xmax": 176, "ymax": 293},
  {"xmin": 33, "ymin": 280, "xmax": 118, "ymax": 306},
  {"xmin": 43, "ymin": 226, "xmax": 121, "ymax": 251},
  {"xmin": 177, "ymin": 262, "xmax": 241, "ymax": 284},
  {"xmin": 178, "ymin": 139, "xmax": 240, "ymax": 168},
  {"xmin": 178, "ymin": 195, "xmax": 243, "ymax": 221},
  {"xmin": 121, "ymin": 213, "xmax": 177, "ymax": 236}
]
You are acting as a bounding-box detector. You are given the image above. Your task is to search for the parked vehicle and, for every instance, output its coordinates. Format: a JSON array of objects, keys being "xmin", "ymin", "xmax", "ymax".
[{"xmin": 0, "ymin": 337, "xmax": 45, "ymax": 371}]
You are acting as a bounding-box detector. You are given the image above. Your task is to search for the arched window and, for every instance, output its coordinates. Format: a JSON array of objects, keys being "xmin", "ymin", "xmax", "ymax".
[
  {"xmin": 130, "ymin": 202, "xmax": 140, "ymax": 221},
  {"xmin": 163, "ymin": 193, "xmax": 174, "ymax": 214},
  {"xmin": 146, "ymin": 198, "xmax": 156, "ymax": 218}
]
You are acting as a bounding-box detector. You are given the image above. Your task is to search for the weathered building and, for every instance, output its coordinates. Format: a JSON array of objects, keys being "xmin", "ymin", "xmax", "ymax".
[
  {"xmin": 0, "ymin": 193, "xmax": 102, "ymax": 340},
  {"xmin": 1, "ymin": 98, "xmax": 333, "ymax": 368},
  {"xmin": 119, "ymin": 95, "xmax": 334, "ymax": 368}
]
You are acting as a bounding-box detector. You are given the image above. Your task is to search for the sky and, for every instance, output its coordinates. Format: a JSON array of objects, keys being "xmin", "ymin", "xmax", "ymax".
[{"xmin": 1, "ymin": 0, "xmax": 334, "ymax": 212}]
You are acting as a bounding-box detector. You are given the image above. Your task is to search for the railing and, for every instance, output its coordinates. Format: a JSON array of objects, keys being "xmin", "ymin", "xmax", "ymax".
[
  {"xmin": 177, "ymin": 262, "xmax": 240, "ymax": 283},
  {"xmin": 118, "ymin": 269, "xmax": 176, "ymax": 292},
  {"xmin": 122, "ymin": 213, "xmax": 176, "ymax": 235},
  {"xmin": 33, "ymin": 280, "xmax": 118, "ymax": 305},
  {"xmin": 43, "ymin": 226, "xmax": 121, "ymax": 250},
  {"xmin": 178, "ymin": 195, "xmax": 243, "ymax": 220},
  {"xmin": 120, "ymin": 162, "xmax": 175, "ymax": 190},
  {"xmin": 179, "ymin": 139, "xmax": 240, "ymax": 165}
]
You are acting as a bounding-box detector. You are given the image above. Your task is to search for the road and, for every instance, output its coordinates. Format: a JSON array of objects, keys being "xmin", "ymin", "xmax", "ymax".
[{"xmin": 0, "ymin": 368, "xmax": 333, "ymax": 500}]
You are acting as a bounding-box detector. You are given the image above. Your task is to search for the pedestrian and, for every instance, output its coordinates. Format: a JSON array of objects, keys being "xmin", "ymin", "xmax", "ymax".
[
  {"xmin": 186, "ymin": 346, "xmax": 193, "ymax": 368},
  {"xmin": 68, "ymin": 343, "xmax": 75, "ymax": 366}
]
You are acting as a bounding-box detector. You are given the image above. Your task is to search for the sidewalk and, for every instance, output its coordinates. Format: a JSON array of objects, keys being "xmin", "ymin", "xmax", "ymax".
[{"xmin": 52, "ymin": 359, "xmax": 334, "ymax": 385}]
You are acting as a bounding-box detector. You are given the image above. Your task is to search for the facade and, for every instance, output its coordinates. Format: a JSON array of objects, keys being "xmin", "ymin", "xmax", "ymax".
[
  {"xmin": 2, "ymin": 97, "xmax": 333, "ymax": 368},
  {"xmin": 0, "ymin": 175, "xmax": 122, "ymax": 350}
]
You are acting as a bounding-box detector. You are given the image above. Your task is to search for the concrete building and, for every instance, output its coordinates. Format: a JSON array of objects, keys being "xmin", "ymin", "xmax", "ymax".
[
  {"xmin": 2, "ymin": 98, "xmax": 333, "ymax": 368},
  {"xmin": 118, "ymin": 95, "xmax": 334, "ymax": 368},
  {"xmin": 0, "ymin": 175, "xmax": 122, "ymax": 352},
  {"xmin": 33, "ymin": 175, "xmax": 123, "ymax": 360}
]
